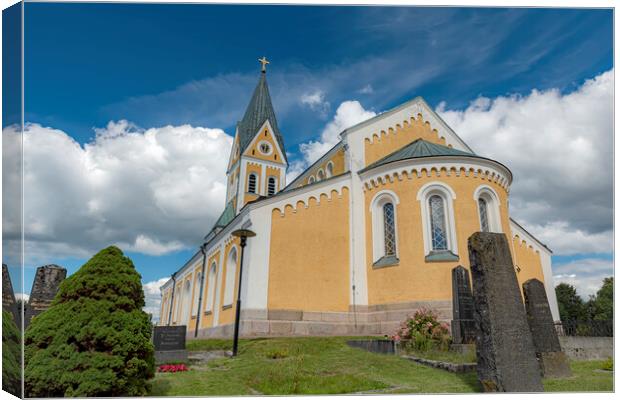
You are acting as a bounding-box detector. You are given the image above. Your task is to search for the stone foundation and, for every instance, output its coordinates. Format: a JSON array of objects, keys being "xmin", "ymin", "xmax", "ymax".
[{"xmin": 191, "ymin": 300, "xmax": 452, "ymax": 339}]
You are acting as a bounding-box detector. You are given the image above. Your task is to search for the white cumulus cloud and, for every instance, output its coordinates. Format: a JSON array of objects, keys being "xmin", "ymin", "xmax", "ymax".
[
  {"xmin": 299, "ymin": 100, "xmax": 376, "ymax": 165},
  {"xmin": 552, "ymin": 258, "xmax": 613, "ymax": 298},
  {"xmin": 142, "ymin": 277, "xmax": 169, "ymax": 321},
  {"xmin": 437, "ymin": 69, "xmax": 613, "ymax": 255},
  {"xmin": 3, "ymin": 121, "xmax": 232, "ymax": 265}
]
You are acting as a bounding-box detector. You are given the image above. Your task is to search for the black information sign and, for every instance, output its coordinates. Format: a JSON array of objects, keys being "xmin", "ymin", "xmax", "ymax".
[{"xmin": 153, "ymin": 325, "xmax": 186, "ymax": 351}]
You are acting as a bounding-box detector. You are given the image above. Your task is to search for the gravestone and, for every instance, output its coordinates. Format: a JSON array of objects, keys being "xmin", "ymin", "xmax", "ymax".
[
  {"xmin": 153, "ymin": 325, "xmax": 188, "ymax": 363},
  {"xmin": 468, "ymin": 232, "xmax": 543, "ymax": 392},
  {"xmin": 523, "ymin": 278, "xmax": 571, "ymax": 378},
  {"xmin": 451, "ymin": 265, "xmax": 476, "ymax": 344},
  {"xmin": 2, "ymin": 264, "xmax": 19, "ymax": 326},
  {"xmin": 24, "ymin": 264, "xmax": 66, "ymax": 327}
]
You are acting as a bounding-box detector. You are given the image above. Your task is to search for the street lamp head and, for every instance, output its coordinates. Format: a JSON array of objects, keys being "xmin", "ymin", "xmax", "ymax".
[{"xmin": 231, "ymin": 229, "xmax": 256, "ymax": 239}]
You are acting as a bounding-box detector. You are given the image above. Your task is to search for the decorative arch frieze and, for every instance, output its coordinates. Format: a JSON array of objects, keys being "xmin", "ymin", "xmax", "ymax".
[{"xmin": 268, "ymin": 176, "xmax": 351, "ymax": 217}]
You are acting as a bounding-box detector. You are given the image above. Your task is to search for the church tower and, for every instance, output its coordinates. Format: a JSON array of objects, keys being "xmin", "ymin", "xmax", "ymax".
[{"xmin": 226, "ymin": 57, "xmax": 288, "ymax": 214}]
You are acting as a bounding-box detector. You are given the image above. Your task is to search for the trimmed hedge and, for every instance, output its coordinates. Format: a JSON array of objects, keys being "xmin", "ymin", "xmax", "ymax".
[{"xmin": 25, "ymin": 246, "xmax": 155, "ymax": 397}]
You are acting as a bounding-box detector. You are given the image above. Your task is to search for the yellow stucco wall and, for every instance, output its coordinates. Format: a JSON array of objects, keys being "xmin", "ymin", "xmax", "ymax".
[
  {"xmin": 364, "ymin": 171, "xmax": 513, "ymax": 305},
  {"xmin": 364, "ymin": 114, "xmax": 449, "ymax": 167},
  {"xmin": 268, "ymin": 188, "xmax": 351, "ymax": 312},
  {"xmin": 228, "ymin": 135, "xmax": 240, "ymax": 170},
  {"xmin": 512, "ymin": 236, "xmax": 546, "ymax": 299},
  {"xmin": 300, "ymin": 147, "xmax": 347, "ymax": 186}
]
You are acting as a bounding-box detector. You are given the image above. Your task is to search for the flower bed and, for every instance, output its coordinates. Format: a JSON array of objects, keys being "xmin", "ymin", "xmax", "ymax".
[{"xmin": 158, "ymin": 364, "xmax": 189, "ymax": 373}]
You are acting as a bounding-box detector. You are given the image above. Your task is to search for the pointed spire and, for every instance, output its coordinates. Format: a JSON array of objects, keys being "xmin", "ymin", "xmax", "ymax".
[{"xmin": 236, "ymin": 60, "xmax": 287, "ymax": 162}]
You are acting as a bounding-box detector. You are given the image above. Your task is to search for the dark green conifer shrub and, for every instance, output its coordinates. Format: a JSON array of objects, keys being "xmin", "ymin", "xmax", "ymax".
[
  {"xmin": 3, "ymin": 310, "xmax": 21, "ymax": 397},
  {"xmin": 25, "ymin": 246, "xmax": 155, "ymax": 397}
]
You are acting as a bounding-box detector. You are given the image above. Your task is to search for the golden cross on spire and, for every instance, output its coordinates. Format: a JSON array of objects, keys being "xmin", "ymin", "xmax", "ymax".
[{"xmin": 258, "ymin": 56, "xmax": 270, "ymax": 72}]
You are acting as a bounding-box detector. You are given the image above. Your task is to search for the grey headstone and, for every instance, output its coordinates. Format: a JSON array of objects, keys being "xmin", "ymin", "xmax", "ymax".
[
  {"xmin": 451, "ymin": 265, "xmax": 476, "ymax": 344},
  {"xmin": 25, "ymin": 264, "xmax": 66, "ymax": 327},
  {"xmin": 468, "ymin": 232, "xmax": 543, "ymax": 392},
  {"xmin": 153, "ymin": 325, "xmax": 188, "ymax": 364},
  {"xmin": 523, "ymin": 279, "xmax": 571, "ymax": 378}
]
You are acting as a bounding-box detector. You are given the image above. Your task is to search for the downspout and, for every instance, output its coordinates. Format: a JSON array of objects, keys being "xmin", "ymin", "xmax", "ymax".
[
  {"xmin": 167, "ymin": 273, "xmax": 177, "ymax": 326},
  {"xmin": 194, "ymin": 244, "xmax": 208, "ymax": 337}
]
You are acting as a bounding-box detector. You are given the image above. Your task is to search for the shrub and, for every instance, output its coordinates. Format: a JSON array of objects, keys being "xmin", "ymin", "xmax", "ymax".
[
  {"xmin": 24, "ymin": 246, "xmax": 155, "ymax": 397},
  {"xmin": 3, "ymin": 310, "xmax": 21, "ymax": 397},
  {"xmin": 392, "ymin": 308, "xmax": 451, "ymax": 351},
  {"xmin": 601, "ymin": 358, "xmax": 613, "ymax": 371}
]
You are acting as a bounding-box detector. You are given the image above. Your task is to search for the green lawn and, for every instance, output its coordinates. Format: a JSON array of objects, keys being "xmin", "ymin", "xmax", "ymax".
[{"xmin": 148, "ymin": 337, "xmax": 612, "ymax": 395}]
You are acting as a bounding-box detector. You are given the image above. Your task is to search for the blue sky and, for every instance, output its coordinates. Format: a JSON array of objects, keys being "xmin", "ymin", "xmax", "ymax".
[{"xmin": 4, "ymin": 4, "xmax": 613, "ymax": 311}]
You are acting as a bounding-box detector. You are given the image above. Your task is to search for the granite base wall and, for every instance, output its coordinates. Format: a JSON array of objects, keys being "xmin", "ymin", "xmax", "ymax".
[
  {"xmin": 191, "ymin": 300, "xmax": 452, "ymax": 339},
  {"xmin": 559, "ymin": 336, "xmax": 613, "ymax": 360}
]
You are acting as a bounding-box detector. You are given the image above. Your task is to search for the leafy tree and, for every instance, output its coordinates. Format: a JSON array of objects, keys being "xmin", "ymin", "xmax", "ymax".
[
  {"xmin": 555, "ymin": 283, "xmax": 585, "ymax": 322},
  {"xmin": 24, "ymin": 246, "xmax": 155, "ymax": 397},
  {"xmin": 2, "ymin": 310, "xmax": 21, "ymax": 397},
  {"xmin": 590, "ymin": 277, "xmax": 613, "ymax": 321}
]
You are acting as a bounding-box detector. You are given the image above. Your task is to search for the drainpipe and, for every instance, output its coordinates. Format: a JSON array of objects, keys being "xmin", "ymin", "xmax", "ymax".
[
  {"xmin": 167, "ymin": 273, "xmax": 177, "ymax": 326},
  {"xmin": 194, "ymin": 244, "xmax": 208, "ymax": 337}
]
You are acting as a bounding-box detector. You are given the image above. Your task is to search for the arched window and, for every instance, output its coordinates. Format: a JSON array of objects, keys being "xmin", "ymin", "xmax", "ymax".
[
  {"xmin": 326, "ymin": 162, "xmax": 334, "ymax": 178},
  {"xmin": 417, "ymin": 182, "xmax": 459, "ymax": 261},
  {"xmin": 317, "ymin": 169, "xmax": 325, "ymax": 181},
  {"xmin": 308, "ymin": 176, "xmax": 315, "ymax": 184},
  {"xmin": 191, "ymin": 271, "xmax": 202, "ymax": 317},
  {"xmin": 223, "ymin": 247, "xmax": 238, "ymax": 306},
  {"xmin": 205, "ymin": 262, "xmax": 217, "ymax": 312},
  {"xmin": 248, "ymin": 174, "xmax": 257, "ymax": 193},
  {"xmin": 429, "ymin": 195, "xmax": 448, "ymax": 251},
  {"xmin": 267, "ymin": 177, "xmax": 276, "ymax": 196},
  {"xmin": 370, "ymin": 190, "xmax": 400, "ymax": 267},
  {"xmin": 383, "ymin": 203, "xmax": 396, "ymax": 256},
  {"xmin": 478, "ymin": 198, "xmax": 489, "ymax": 232},
  {"xmin": 182, "ymin": 279, "xmax": 191, "ymax": 324},
  {"xmin": 474, "ymin": 185, "xmax": 502, "ymax": 233}
]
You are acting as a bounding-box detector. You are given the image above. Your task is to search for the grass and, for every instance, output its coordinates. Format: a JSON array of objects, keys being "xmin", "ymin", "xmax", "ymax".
[{"xmin": 148, "ymin": 337, "xmax": 613, "ymax": 395}]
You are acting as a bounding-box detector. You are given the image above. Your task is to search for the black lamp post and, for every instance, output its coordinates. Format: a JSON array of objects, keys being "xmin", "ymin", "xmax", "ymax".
[{"xmin": 230, "ymin": 228, "xmax": 256, "ymax": 357}]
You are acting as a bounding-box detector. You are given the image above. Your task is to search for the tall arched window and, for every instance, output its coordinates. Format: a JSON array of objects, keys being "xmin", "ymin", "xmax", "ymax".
[
  {"xmin": 370, "ymin": 190, "xmax": 400, "ymax": 267},
  {"xmin": 182, "ymin": 280, "xmax": 191, "ymax": 324},
  {"xmin": 205, "ymin": 262, "xmax": 217, "ymax": 312},
  {"xmin": 223, "ymin": 247, "xmax": 238, "ymax": 306},
  {"xmin": 267, "ymin": 177, "xmax": 276, "ymax": 196},
  {"xmin": 478, "ymin": 198, "xmax": 489, "ymax": 232},
  {"xmin": 417, "ymin": 182, "xmax": 459, "ymax": 261},
  {"xmin": 248, "ymin": 174, "xmax": 257, "ymax": 193},
  {"xmin": 429, "ymin": 195, "xmax": 448, "ymax": 251},
  {"xmin": 326, "ymin": 162, "xmax": 334, "ymax": 178},
  {"xmin": 383, "ymin": 203, "xmax": 396, "ymax": 256},
  {"xmin": 474, "ymin": 185, "xmax": 502, "ymax": 233}
]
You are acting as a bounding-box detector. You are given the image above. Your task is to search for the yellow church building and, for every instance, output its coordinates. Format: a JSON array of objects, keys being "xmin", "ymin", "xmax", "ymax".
[{"xmin": 158, "ymin": 61, "xmax": 560, "ymax": 338}]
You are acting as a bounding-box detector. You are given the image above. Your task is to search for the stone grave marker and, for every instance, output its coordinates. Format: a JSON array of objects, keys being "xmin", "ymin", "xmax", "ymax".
[
  {"xmin": 468, "ymin": 232, "xmax": 543, "ymax": 392},
  {"xmin": 153, "ymin": 325, "xmax": 188, "ymax": 363},
  {"xmin": 451, "ymin": 265, "xmax": 476, "ymax": 345},
  {"xmin": 523, "ymin": 278, "xmax": 571, "ymax": 378}
]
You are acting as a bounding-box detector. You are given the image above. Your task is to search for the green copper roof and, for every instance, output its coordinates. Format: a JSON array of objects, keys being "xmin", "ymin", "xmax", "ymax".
[
  {"xmin": 237, "ymin": 72, "xmax": 287, "ymax": 162},
  {"xmin": 213, "ymin": 200, "xmax": 236, "ymax": 229},
  {"xmin": 361, "ymin": 139, "xmax": 475, "ymax": 172}
]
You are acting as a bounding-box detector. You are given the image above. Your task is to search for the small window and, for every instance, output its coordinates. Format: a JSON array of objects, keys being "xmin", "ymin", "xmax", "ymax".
[
  {"xmin": 317, "ymin": 169, "xmax": 325, "ymax": 181},
  {"xmin": 478, "ymin": 198, "xmax": 489, "ymax": 232},
  {"xmin": 326, "ymin": 162, "xmax": 334, "ymax": 178},
  {"xmin": 248, "ymin": 174, "xmax": 257, "ymax": 193},
  {"xmin": 268, "ymin": 177, "xmax": 276, "ymax": 196},
  {"xmin": 308, "ymin": 176, "xmax": 315, "ymax": 184}
]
